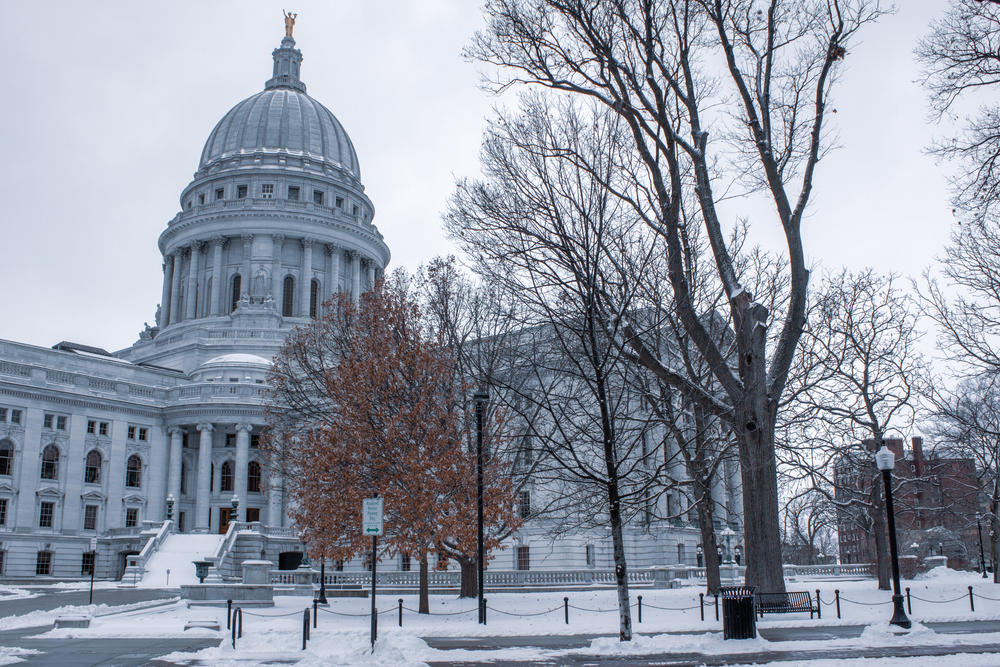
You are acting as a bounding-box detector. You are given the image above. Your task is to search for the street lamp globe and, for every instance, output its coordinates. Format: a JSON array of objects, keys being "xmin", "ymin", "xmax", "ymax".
[{"xmin": 875, "ymin": 445, "xmax": 895, "ymax": 471}]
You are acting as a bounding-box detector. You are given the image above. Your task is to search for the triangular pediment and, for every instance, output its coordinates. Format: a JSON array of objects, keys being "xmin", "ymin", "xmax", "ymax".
[
  {"xmin": 0, "ymin": 482, "xmax": 16, "ymax": 494},
  {"xmin": 37, "ymin": 487, "xmax": 64, "ymax": 498},
  {"xmin": 81, "ymin": 490, "xmax": 106, "ymax": 501},
  {"xmin": 121, "ymin": 493, "xmax": 146, "ymax": 504}
]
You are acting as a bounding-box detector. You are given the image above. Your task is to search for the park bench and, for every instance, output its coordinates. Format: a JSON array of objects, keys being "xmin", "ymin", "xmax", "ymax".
[{"xmin": 754, "ymin": 591, "xmax": 819, "ymax": 619}]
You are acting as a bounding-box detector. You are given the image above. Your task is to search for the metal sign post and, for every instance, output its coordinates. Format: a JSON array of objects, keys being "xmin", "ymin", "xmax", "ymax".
[
  {"xmin": 89, "ymin": 537, "xmax": 97, "ymax": 605},
  {"xmin": 362, "ymin": 498, "xmax": 383, "ymax": 650}
]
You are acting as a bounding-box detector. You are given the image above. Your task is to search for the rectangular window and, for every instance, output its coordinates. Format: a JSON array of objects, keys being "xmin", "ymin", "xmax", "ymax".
[
  {"xmin": 517, "ymin": 546, "xmax": 530, "ymax": 571},
  {"xmin": 353, "ymin": 205, "xmax": 360, "ymax": 216},
  {"xmin": 178, "ymin": 512, "xmax": 185, "ymax": 533},
  {"xmin": 519, "ymin": 491, "xmax": 531, "ymax": 520},
  {"xmin": 84, "ymin": 505, "xmax": 98, "ymax": 531},
  {"xmin": 313, "ymin": 190, "xmax": 325, "ymax": 205},
  {"xmin": 98, "ymin": 422, "xmax": 109, "ymax": 437},
  {"xmin": 81, "ymin": 552, "xmax": 95, "ymax": 576},
  {"xmin": 335, "ymin": 560, "xmax": 344, "ymax": 572},
  {"xmin": 0, "ymin": 408, "xmax": 6, "ymax": 422},
  {"xmin": 56, "ymin": 416, "xmax": 67, "ymax": 431},
  {"xmin": 246, "ymin": 507, "xmax": 260, "ymax": 523},
  {"xmin": 335, "ymin": 196, "xmax": 344, "ymax": 208},
  {"xmin": 127, "ymin": 426, "xmax": 136, "ymax": 440},
  {"xmin": 237, "ymin": 184, "xmax": 248, "ymax": 199},
  {"xmin": 0, "ymin": 498, "xmax": 6, "ymax": 526},
  {"xmin": 250, "ymin": 434, "xmax": 260, "ymax": 448},
  {"xmin": 226, "ymin": 433, "xmax": 236, "ymax": 447},
  {"xmin": 125, "ymin": 508, "xmax": 138, "ymax": 528},
  {"xmin": 585, "ymin": 544, "xmax": 594, "ymax": 566},
  {"xmin": 36, "ymin": 551, "xmax": 51, "ymax": 576},
  {"xmin": 43, "ymin": 414, "xmax": 53, "ymax": 429},
  {"xmin": 215, "ymin": 187, "xmax": 225, "ymax": 201},
  {"xmin": 198, "ymin": 193, "xmax": 205, "ymax": 205},
  {"xmin": 401, "ymin": 553, "xmax": 411, "ymax": 571},
  {"xmin": 261, "ymin": 184, "xmax": 274, "ymax": 199},
  {"xmin": 87, "ymin": 420, "xmax": 96, "ymax": 435},
  {"xmin": 10, "ymin": 410, "xmax": 21, "ymax": 425},
  {"xmin": 288, "ymin": 186, "xmax": 300, "ymax": 201},
  {"xmin": 39, "ymin": 502, "xmax": 54, "ymax": 528},
  {"xmin": 138, "ymin": 428, "xmax": 148, "ymax": 442}
]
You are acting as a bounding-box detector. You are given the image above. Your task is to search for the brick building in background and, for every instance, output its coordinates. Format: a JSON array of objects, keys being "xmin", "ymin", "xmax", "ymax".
[{"xmin": 835, "ymin": 437, "xmax": 981, "ymax": 570}]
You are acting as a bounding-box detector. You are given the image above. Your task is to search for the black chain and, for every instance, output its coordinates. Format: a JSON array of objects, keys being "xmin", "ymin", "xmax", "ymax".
[{"xmin": 487, "ymin": 605, "xmax": 562, "ymax": 617}]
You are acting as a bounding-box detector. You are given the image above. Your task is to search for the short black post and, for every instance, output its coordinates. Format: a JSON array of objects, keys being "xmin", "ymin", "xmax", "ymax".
[
  {"xmin": 318, "ymin": 560, "xmax": 328, "ymax": 604},
  {"xmin": 398, "ymin": 598, "xmax": 403, "ymax": 627},
  {"xmin": 906, "ymin": 587, "xmax": 912, "ymax": 615},
  {"xmin": 313, "ymin": 598, "xmax": 318, "ymax": 628},
  {"xmin": 232, "ymin": 608, "xmax": 237, "ymax": 649},
  {"xmin": 714, "ymin": 592, "xmax": 719, "ymax": 621},
  {"xmin": 564, "ymin": 596, "xmax": 569, "ymax": 624},
  {"xmin": 302, "ymin": 608, "xmax": 309, "ymax": 650},
  {"xmin": 700, "ymin": 593, "xmax": 704, "ymax": 621},
  {"xmin": 970, "ymin": 585, "xmax": 975, "ymax": 612},
  {"xmin": 89, "ymin": 550, "xmax": 96, "ymax": 605},
  {"xmin": 483, "ymin": 598, "xmax": 488, "ymax": 625},
  {"xmin": 227, "ymin": 599, "xmax": 233, "ymax": 629},
  {"xmin": 815, "ymin": 589, "xmax": 821, "ymax": 620},
  {"xmin": 638, "ymin": 595, "xmax": 642, "ymax": 623},
  {"xmin": 237, "ymin": 607, "xmax": 242, "ymax": 640},
  {"xmin": 835, "ymin": 589, "xmax": 841, "ymax": 619}
]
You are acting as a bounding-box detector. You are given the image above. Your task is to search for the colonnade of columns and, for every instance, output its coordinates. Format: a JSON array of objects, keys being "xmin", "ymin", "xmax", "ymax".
[
  {"xmin": 157, "ymin": 235, "xmax": 383, "ymax": 328},
  {"xmin": 165, "ymin": 422, "xmax": 283, "ymax": 532}
]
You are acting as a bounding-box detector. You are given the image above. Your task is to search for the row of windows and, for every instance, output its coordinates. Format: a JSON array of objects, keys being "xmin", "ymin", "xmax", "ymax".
[
  {"xmin": 0, "ymin": 408, "xmax": 22, "ymax": 425},
  {"xmin": 189, "ymin": 183, "xmax": 360, "ymax": 215},
  {"xmin": 85, "ymin": 421, "xmax": 150, "ymax": 441},
  {"xmin": 228, "ymin": 273, "xmax": 321, "ymax": 318},
  {"xmin": 36, "ymin": 445, "xmax": 143, "ymax": 487},
  {"xmin": 29, "ymin": 551, "xmax": 101, "ymax": 576},
  {"xmin": 42, "ymin": 414, "xmax": 67, "ymax": 430},
  {"xmin": 205, "ymin": 460, "xmax": 262, "ymax": 493}
]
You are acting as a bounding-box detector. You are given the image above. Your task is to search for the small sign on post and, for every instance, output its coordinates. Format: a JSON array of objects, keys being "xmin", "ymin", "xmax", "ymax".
[{"xmin": 362, "ymin": 498, "xmax": 384, "ymax": 536}]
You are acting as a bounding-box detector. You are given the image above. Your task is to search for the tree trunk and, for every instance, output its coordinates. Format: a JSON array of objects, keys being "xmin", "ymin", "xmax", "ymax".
[
  {"xmin": 693, "ymin": 472, "xmax": 721, "ymax": 594},
  {"xmin": 457, "ymin": 554, "xmax": 477, "ymax": 599},
  {"xmin": 869, "ymin": 472, "xmax": 891, "ymax": 590},
  {"xmin": 419, "ymin": 552, "xmax": 430, "ymax": 614},
  {"xmin": 608, "ymin": 491, "xmax": 632, "ymax": 642},
  {"xmin": 990, "ymin": 488, "xmax": 1000, "ymax": 584},
  {"xmin": 735, "ymin": 300, "xmax": 786, "ymax": 594}
]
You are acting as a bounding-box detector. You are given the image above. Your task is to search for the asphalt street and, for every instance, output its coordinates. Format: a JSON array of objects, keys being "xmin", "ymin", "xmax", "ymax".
[{"xmin": 0, "ymin": 588, "xmax": 178, "ymax": 617}]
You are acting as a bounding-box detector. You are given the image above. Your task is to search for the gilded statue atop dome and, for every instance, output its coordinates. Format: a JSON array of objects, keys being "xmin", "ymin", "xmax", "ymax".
[{"xmin": 283, "ymin": 10, "xmax": 297, "ymax": 37}]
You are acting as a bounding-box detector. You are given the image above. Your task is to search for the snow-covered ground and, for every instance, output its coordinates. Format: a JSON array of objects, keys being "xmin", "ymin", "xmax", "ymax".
[
  {"xmin": 137, "ymin": 533, "xmax": 224, "ymax": 589},
  {"xmin": 4, "ymin": 567, "xmax": 1000, "ymax": 666}
]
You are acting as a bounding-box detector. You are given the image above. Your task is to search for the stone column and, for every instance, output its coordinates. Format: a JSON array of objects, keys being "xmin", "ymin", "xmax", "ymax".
[
  {"xmin": 234, "ymin": 423, "xmax": 251, "ymax": 522},
  {"xmin": 168, "ymin": 249, "xmax": 184, "ymax": 325},
  {"xmin": 348, "ymin": 251, "xmax": 361, "ymax": 302},
  {"xmin": 272, "ymin": 234, "xmax": 285, "ymax": 312},
  {"xmin": 268, "ymin": 471, "xmax": 283, "ymax": 527},
  {"xmin": 185, "ymin": 241, "xmax": 203, "ymax": 321},
  {"xmin": 209, "ymin": 236, "xmax": 225, "ymax": 316},
  {"xmin": 241, "ymin": 233, "xmax": 254, "ymax": 300},
  {"xmin": 365, "ymin": 259, "xmax": 376, "ymax": 292},
  {"xmin": 167, "ymin": 427, "xmax": 184, "ymax": 505},
  {"xmin": 326, "ymin": 243, "xmax": 340, "ymax": 305},
  {"xmin": 159, "ymin": 253, "xmax": 173, "ymax": 327},
  {"xmin": 300, "ymin": 238, "xmax": 314, "ymax": 317},
  {"xmin": 195, "ymin": 423, "xmax": 214, "ymax": 532}
]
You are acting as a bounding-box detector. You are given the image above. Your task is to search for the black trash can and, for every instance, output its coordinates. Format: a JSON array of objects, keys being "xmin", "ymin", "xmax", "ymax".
[{"xmin": 720, "ymin": 586, "xmax": 757, "ymax": 640}]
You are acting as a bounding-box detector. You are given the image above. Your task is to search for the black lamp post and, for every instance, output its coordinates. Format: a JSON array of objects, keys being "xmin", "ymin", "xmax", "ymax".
[
  {"xmin": 977, "ymin": 513, "xmax": 987, "ymax": 579},
  {"xmin": 474, "ymin": 389, "xmax": 489, "ymax": 625},
  {"xmin": 875, "ymin": 445, "xmax": 911, "ymax": 629}
]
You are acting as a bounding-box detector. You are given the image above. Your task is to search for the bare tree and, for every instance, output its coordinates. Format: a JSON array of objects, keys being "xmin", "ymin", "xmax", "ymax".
[
  {"xmin": 780, "ymin": 269, "xmax": 924, "ymax": 588},
  {"xmin": 917, "ymin": 0, "xmax": 1000, "ymax": 221},
  {"xmin": 466, "ymin": 0, "xmax": 886, "ymax": 594},
  {"xmin": 781, "ymin": 488, "xmax": 837, "ymax": 565},
  {"xmin": 446, "ymin": 95, "xmax": 663, "ymax": 640}
]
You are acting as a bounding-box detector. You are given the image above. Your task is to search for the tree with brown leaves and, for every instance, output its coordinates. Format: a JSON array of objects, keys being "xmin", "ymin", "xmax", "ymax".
[{"xmin": 263, "ymin": 271, "xmax": 519, "ymax": 613}]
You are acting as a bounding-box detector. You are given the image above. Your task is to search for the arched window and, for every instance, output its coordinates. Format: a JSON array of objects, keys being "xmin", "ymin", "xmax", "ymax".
[
  {"xmin": 126, "ymin": 455, "xmax": 142, "ymax": 488},
  {"xmin": 221, "ymin": 461, "xmax": 234, "ymax": 492},
  {"xmin": 85, "ymin": 450, "xmax": 102, "ymax": 484},
  {"xmin": 310, "ymin": 279, "xmax": 320, "ymax": 318},
  {"xmin": 248, "ymin": 461, "xmax": 261, "ymax": 493},
  {"xmin": 282, "ymin": 277, "xmax": 294, "ymax": 317},
  {"xmin": 231, "ymin": 274, "xmax": 242, "ymax": 313},
  {"xmin": 0, "ymin": 439, "xmax": 13, "ymax": 476},
  {"xmin": 41, "ymin": 445, "xmax": 59, "ymax": 480}
]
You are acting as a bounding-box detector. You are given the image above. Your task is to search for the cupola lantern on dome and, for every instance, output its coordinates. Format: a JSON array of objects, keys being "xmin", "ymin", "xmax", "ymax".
[{"xmin": 266, "ymin": 36, "xmax": 306, "ymax": 93}]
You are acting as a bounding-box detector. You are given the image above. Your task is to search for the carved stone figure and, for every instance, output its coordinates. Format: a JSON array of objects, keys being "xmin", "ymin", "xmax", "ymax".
[
  {"xmin": 283, "ymin": 10, "xmax": 297, "ymax": 37},
  {"xmin": 253, "ymin": 268, "xmax": 267, "ymax": 297}
]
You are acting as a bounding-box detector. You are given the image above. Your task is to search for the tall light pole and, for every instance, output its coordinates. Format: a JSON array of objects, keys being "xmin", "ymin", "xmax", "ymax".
[
  {"xmin": 875, "ymin": 445, "xmax": 911, "ymax": 629},
  {"xmin": 474, "ymin": 389, "xmax": 489, "ymax": 625},
  {"xmin": 977, "ymin": 513, "xmax": 987, "ymax": 579}
]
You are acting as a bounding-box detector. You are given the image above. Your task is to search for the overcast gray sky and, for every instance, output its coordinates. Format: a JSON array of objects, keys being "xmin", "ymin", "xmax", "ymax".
[{"xmin": 0, "ymin": 1, "xmax": 968, "ymax": 353}]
